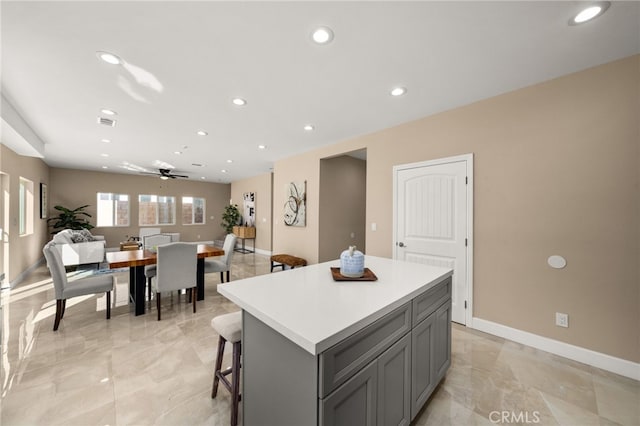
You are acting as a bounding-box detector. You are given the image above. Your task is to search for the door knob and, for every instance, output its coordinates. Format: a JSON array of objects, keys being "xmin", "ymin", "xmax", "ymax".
[{"xmin": 398, "ymin": 242, "xmax": 405, "ymax": 247}]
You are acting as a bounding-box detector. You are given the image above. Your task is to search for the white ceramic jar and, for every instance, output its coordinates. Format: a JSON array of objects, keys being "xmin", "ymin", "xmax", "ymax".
[{"xmin": 340, "ymin": 246, "xmax": 365, "ymax": 278}]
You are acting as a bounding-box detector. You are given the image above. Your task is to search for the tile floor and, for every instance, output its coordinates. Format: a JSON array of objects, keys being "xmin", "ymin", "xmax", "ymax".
[{"xmin": 1, "ymin": 253, "xmax": 638, "ymax": 425}]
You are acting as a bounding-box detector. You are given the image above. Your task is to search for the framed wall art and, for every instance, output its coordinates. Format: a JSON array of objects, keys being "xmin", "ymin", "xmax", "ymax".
[
  {"xmin": 284, "ymin": 181, "xmax": 306, "ymax": 227},
  {"xmin": 243, "ymin": 192, "xmax": 256, "ymax": 226}
]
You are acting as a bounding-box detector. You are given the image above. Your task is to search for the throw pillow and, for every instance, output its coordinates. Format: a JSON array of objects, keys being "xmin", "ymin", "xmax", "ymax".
[
  {"xmin": 78, "ymin": 229, "xmax": 96, "ymax": 241},
  {"xmin": 70, "ymin": 230, "xmax": 90, "ymax": 243}
]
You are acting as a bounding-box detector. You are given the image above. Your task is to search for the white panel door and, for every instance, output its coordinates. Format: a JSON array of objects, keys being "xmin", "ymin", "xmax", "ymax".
[{"xmin": 394, "ymin": 157, "xmax": 470, "ymax": 325}]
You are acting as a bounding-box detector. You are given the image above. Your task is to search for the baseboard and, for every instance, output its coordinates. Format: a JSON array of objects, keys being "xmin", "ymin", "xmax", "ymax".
[
  {"xmin": 7, "ymin": 257, "xmax": 46, "ymax": 289},
  {"xmin": 254, "ymin": 248, "xmax": 271, "ymax": 256},
  {"xmin": 471, "ymin": 317, "xmax": 640, "ymax": 381}
]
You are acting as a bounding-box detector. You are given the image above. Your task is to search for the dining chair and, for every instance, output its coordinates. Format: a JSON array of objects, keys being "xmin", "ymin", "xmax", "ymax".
[
  {"xmin": 204, "ymin": 233, "xmax": 237, "ymax": 283},
  {"xmin": 143, "ymin": 234, "xmax": 172, "ymax": 301},
  {"xmin": 43, "ymin": 242, "xmax": 114, "ymax": 331},
  {"xmin": 151, "ymin": 242, "xmax": 198, "ymax": 320},
  {"xmin": 139, "ymin": 227, "xmax": 161, "ymax": 239}
]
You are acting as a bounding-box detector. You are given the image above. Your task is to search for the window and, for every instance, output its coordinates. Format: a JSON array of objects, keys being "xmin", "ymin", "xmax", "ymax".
[
  {"xmin": 97, "ymin": 193, "xmax": 130, "ymax": 227},
  {"xmin": 19, "ymin": 177, "xmax": 34, "ymax": 236},
  {"xmin": 182, "ymin": 197, "xmax": 205, "ymax": 225},
  {"xmin": 139, "ymin": 194, "xmax": 175, "ymax": 226}
]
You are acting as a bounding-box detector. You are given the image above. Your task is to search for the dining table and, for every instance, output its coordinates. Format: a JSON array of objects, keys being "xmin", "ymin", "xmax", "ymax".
[{"xmin": 105, "ymin": 243, "xmax": 224, "ymax": 315}]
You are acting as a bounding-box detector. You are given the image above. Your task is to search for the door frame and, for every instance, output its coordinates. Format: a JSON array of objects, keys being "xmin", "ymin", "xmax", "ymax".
[{"xmin": 392, "ymin": 153, "xmax": 474, "ymax": 327}]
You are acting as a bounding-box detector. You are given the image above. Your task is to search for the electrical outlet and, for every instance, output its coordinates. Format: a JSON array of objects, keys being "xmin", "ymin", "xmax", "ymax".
[{"xmin": 555, "ymin": 312, "xmax": 569, "ymax": 328}]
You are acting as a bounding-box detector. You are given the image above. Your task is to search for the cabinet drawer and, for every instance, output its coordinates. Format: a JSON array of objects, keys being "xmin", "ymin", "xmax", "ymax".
[
  {"xmin": 319, "ymin": 302, "xmax": 411, "ymax": 398},
  {"xmin": 412, "ymin": 277, "xmax": 451, "ymax": 327}
]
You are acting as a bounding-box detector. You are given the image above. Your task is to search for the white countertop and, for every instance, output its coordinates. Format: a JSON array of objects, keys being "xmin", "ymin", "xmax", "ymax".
[{"xmin": 218, "ymin": 256, "xmax": 452, "ymax": 355}]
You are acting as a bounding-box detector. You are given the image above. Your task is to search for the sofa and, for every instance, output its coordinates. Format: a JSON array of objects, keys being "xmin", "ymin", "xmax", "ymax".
[{"xmin": 51, "ymin": 229, "xmax": 106, "ymax": 266}]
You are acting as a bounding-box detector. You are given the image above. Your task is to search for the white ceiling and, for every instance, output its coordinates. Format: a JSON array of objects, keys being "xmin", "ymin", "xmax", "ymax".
[{"xmin": 2, "ymin": 1, "xmax": 639, "ymax": 183}]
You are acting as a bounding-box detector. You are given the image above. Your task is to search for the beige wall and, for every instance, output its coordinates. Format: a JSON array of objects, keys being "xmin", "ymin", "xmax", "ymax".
[
  {"xmin": 0, "ymin": 144, "xmax": 50, "ymax": 283},
  {"xmin": 230, "ymin": 173, "xmax": 273, "ymax": 252},
  {"xmin": 49, "ymin": 168, "xmax": 231, "ymax": 247},
  {"xmin": 274, "ymin": 55, "xmax": 640, "ymax": 363},
  {"xmin": 319, "ymin": 155, "xmax": 366, "ymax": 262}
]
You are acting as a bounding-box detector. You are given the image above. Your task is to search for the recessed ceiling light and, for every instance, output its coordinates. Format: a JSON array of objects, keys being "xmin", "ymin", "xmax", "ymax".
[
  {"xmin": 102, "ymin": 166, "xmax": 108, "ymax": 169},
  {"xmin": 232, "ymin": 98, "xmax": 247, "ymax": 106},
  {"xmin": 304, "ymin": 124, "xmax": 315, "ymax": 131},
  {"xmin": 221, "ymin": 169, "xmax": 227, "ymax": 173},
  {"xmin": 100, "ymin": 109, "xmax": 117, "ymax": 115},
  {"xmin": 226, "ymin": 159, "xmax": 233, "ymax": 163},
  {"xmin": 100, "ymin": 153, "xmax": 109, "ymax": 157},
  {"xmin": 96, "ymin": 51, "xmax": 122, "ymax": 65},
  {"xmin": 174, "ymin": 151, "xmax": 182, "ymax": 155},
  {"xmin": 101, "ymin": 139, "xmax": 111, "ymax": 143},
  {"xmin": 201, "ymin": 177, "xmax": 206, "ymax": 180},
  {"xmin": 196, "ymin": 130, "xmax": 208, "ymax": 136},
  {"xmin": 390, "ymin": 87, "xmax": 407, "ymax": 97},
  {"xmin": 312, "ymin": 27, "xmax": 334, "ymax": 44},
  {"xmin": 570, "ymin": 2, "xmax": 610, "ymax": 25},
  {"xmin": 258, "ymin": 144, "xmax": 266, "ymax": 150}
]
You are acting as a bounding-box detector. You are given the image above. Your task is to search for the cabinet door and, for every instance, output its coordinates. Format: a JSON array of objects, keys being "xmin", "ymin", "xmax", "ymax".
[
  {"xmin": 321, "ymin": 360, "xmax": 378, "ymax": 426},
  {"xmin": 377, "ymin": 333, "xmax": 411, "ymax": 426},
  {"xmin": 433, "ymin": 300, "xmax": 452, "ymax": 381},
  {"xmin": 410, "ymin": 313, "xmax": 435, "ymax": 420}
]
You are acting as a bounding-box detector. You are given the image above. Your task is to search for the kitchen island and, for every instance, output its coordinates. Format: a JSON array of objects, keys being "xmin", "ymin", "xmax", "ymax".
[{"xmin": 218, "ymin": 256, "xmax": 453, "ymax": 426}]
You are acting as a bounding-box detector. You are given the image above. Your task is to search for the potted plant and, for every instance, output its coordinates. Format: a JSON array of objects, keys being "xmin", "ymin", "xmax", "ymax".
[
  {"xmin": 221, "ymin": 204, "xmax": 241, "ymax": 234},
  {"xmin": 47, "ymin": 204, "xmax": 95, "ymax": 234}
]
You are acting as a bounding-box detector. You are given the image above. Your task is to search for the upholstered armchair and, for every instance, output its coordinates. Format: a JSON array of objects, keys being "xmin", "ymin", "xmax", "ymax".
[{"xmin": 51, "ymin": 229, "xmax": 106, "ymax": 266}]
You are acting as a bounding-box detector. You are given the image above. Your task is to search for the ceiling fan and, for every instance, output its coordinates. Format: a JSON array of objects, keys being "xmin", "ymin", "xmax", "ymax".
[{"xmin": 141, "ymin": 168, "xmax": 189, "ymax": 180}]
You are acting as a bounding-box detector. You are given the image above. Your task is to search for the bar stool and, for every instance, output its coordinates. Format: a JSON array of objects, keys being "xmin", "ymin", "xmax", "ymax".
[{"xmin": 211, "ymin": 311, "xmax": 242, "ymax": 426}]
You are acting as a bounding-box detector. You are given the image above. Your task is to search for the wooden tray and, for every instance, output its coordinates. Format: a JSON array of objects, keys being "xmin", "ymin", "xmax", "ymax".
[{"xmin": 330, "ymin": 267, "xmax": 378, "ymax": 281}]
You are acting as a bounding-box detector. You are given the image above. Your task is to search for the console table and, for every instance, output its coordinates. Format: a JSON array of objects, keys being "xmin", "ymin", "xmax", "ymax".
[
  {"xmin": 232, "ymin": 226, "xmax": 255, "ymax": 253},
  {"xmin": 218, "ymin": 256, "xmax": 452, "ymax": 426}
]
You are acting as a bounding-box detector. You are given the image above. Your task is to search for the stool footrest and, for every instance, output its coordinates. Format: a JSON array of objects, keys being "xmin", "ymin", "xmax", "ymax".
[{"xmin": 213, "ymin": 371, "xmax": 242, "ymax": 402}]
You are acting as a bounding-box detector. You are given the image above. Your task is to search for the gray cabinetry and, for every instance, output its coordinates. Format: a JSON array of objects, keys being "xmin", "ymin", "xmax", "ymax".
[
  {"xmin": 433, "ymin": 300, "xmax": 452, "ymax": 380},
  {"xmin": 241, "ymin": 276, "xmax": 452, "ymax": 426},
  {"xmin": 377, "ymin": 333, "xmax": 412, "ymax": 426},
  {"xmin": 320, "ymin": 303, "xmax": 412, "ymax": 398},
  {"xmin": 321, "ymin": 277, "xmax": 452, "ymax": 426},
  {"xmin": 321, "ymin": 330, "xmax": 412, "ymax": 426},
  {"xmin": 410, "ymin": 310, "xmax": 435, "ymax": 419},
  {"xmin": 410, "ymin": 295, "xmax": 452, "ymax": 420},
  {"xmin": 320, "ymin": 360, "xmax": 378, "ymax": 426}
]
